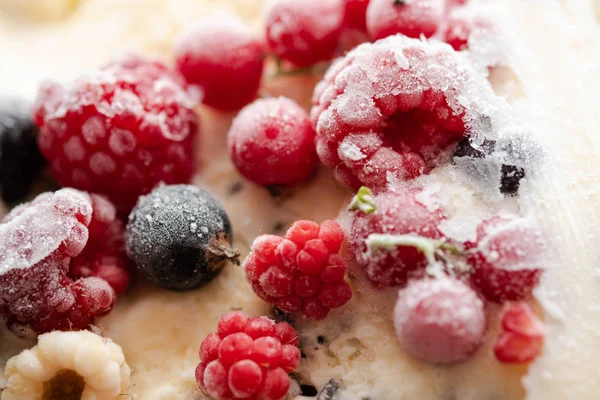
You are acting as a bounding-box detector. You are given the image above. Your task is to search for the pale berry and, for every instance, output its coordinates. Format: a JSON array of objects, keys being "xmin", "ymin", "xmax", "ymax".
[{"xmin": 366, "ymin": 0, "xmax": 445, "ymax": 41}]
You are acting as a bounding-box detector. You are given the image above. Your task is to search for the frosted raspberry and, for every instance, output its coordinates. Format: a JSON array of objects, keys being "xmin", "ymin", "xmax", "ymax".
[
  {"xmin": 349, "ymin": 188, "xmax": 446, "ymax": 288},
  {"xmin": 244, "ymin": 220, "xmax": 352, "ymax": 320},
  {"xmin": 174, "ymin": 14, "xmax": 265, "ymax": 111},
  {"xmin": 265, "ymin": 0, "xmax": 345, "ymax": 67},
  {"xmin": 443, "ymin": 7, "xmax": 493, "ymax": 51},
  {"xmin": 228, "ymin": 97, "xmax": 319, "ymax": 187},
  {"xmin": 311, "ymin": 36, "xmax": 472, "ymax": 191},
  {"xmin": 467, "ymin": 216, "xmax": 545, "ymax": 303},
  {"xmin": 366, "ymin": 0, "xmax": 444, "ymax": 41},
  {"xmin": 0, "ymin": 189, "xmax": 117, "ymax": 336},
  {"xmin": 494, "ymin": 302, "xmax": 544, "ymax": 363},
  {"xmin": 196, "ymin": 312, "xmax": 300, "ymax": 400},
  {"xmin": 343, "ymin": 0, "xmax": 370, "ymax": 31},
  {"xmin": 33, "ymin": 54, "xmax": 199, "ymax": 214},
  {"xmin": 394, "ymin": 277, "xmax": 486, "ymax": 364}
]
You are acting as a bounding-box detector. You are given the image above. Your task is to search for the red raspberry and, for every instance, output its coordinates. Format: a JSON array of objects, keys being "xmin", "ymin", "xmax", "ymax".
[
  {"xmin": 228, "ymin": 97, "xmax": 319, "ymax": 187},
  {"xmin": 69, "ymin": 194, "xmax": 130, "ymax": 295},
  {"xmin": 443, "ymin": 8, "xmax": 493, "ymax": 51},
  {"xmin": 196, "ymin": 311, "xmax": 300, "ymax": 400},
  {"xmin": 174, "ymin": 14, "xmax": 265, "ymax": 111},
  {"xmin": 343, "ymin": 0, "xmax": 370, "ymax": 32},
  {"xmin": 394, "ymin": 277, "xmax": 486, "ymax": 364},
  {"xmin": 365, "ymin": 0, "xmax": 444, "ymax": 41},
  {"xmin": 244, "ymin": 220, "xmax": 352, "ymax": 320},
  {"xmin": 265, "ymin": 0, "xmax": 345, "ymax": 67},
  {"xmin": 311, "ymin": 36, "xmax": 472, "ymax": 191},
  {"xmin": 494, "ymin": 302, "xmax": 544, "ymax": 363},
  {"xmin": 33, "ymin": 54, "xmax": 199, "ymax": 214},
  {"xmin": 0, "ymin": 189, "xmax": 116, "ymax": 336},
  {"xmin": 467, "ymin": 215, "xmax": 545, "ymax": 303},
  {"xmin": 349, "ymin": 188, "xmax": 446, "ymax": 288}
]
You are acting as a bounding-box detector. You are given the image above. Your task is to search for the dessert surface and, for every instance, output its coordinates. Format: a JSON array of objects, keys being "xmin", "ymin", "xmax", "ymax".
[{"xmin": 1, "ymin": 1, "xmax": 600, "ymax": 400}]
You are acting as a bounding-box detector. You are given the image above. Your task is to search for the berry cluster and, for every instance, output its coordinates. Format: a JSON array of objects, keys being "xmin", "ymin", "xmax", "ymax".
[
  {"xmin": 244, "ymin": 220, "xmax": 352, "ymax": 320},
  {"xmin": 196, "ymin": 311, "xmax": 301, "ymax": 400},
  {"xmin": 494, "ymin": 302, "xmax": 545, "ymax": 363}
]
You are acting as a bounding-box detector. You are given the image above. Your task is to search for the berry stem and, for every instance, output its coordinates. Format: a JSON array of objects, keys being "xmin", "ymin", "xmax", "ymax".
[
  {"xmin": 365, "ymin": 233, "xmax": 442, "ymax": 266},
  {"xmin": 207, "ymin": 233, "xmax": 241, "ymax": 266},
  {"xmin": 348, "ymin": 186, "xmax": 377, "ymax": 214}
]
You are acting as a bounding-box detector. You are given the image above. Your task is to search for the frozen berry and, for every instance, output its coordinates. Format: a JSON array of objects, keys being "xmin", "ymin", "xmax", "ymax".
[
  {"xmin": 494, "ymin": 302, "xmax": 544, "ymax": 363},
  {"xmin": 126, "ymin": 184, "xmax": 239, "ymax": 291},
  {"xmin": 444, "ymin": 8, "xmax": 493, "ymax": 51},
  {"xmin": 394, "ymin": 277, "xmax": 486, "ymax": 364},
  {"xmin": 33, "ymin": 54, "xmax": 199, "ymax": 214},
  {"xmin": 69, "ymin": 194, "xmax": 131, "ymax": 295},
  {"xmin": 0, "ymin": 97, "xmax": 46, "ymax": 203},
  {"xmin": 174, "ymin": 14, "xmax": 265, "ymax": 111},
  {"xmin": 366, "ymin": 0, "xmax": 444, "ymax": 41},
  {"xmin": 467, "ymin": 216, "xmax": 545, "ymax": 303},
  {"xmin": 265, "ymin": 0, "xmax": 345, "ymax": 67},
  {"xmin": 311, "ymin": 36, "xmax": 476, "ymax": 191},
  {"xmin": 244, "ymin": 220, "xmax": 352, "ymax": 320},
  {"xmin": 0, "ymin": 189, "xmax": 116, "ymax": 336},
  {"xmin": 343, "ymin": 0, "xmax": 370, "ymax": 31},
  {"xmin": 196, "ymin": 311, "xmax": 300, "ymax": 400},
  {"xmin": 349, "ymin": 188, "xmax": 446, "ymax": 288},
  {"xmin": 228, "ymin": 97, "xmax": 319, "ymax": 187}
]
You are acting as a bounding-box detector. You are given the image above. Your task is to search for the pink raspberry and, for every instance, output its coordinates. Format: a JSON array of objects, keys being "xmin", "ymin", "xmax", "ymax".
[
  {"xmin": 0, "ymin": 189, "xmax": 118, "ymax": 336},
  {"xmin": 365, "ymin": 0, "xmax": 445, "ymax": 41},
  {"xmin": 265, "ymin": 0, "xmax": 345, "ymax": 67},
  {"xmin": 467, "ymin": 215, "xmax": 545, "ymax": 303},
  {"xmin": 343, "ymin": 0, "xmax": 370, "ymax": 32},
  {"xmin": 349, "ymin": 188, "xmax": 446, "ymax": 288},
  {"xmin": 443, "ymin": 8, "xmax": 493, "ymax": 51},
  {"xmin": 196, "ymin": 311, "xmax": 300, "ymax": 400},
  {"xmin": 494, "ymin": 302, "xmax": 545, "ymax": 363},
  {"xmin": 311, "ymin": 36, "xmax": 471, "ymax": 191},
  {"xmin": 228, "ymin": 97, "xmax": 319, "ymax": 187},
  {"xmin": 244, "ymin": 220, "xmax": 352, "ymax": 320},
  {"xmin": 394, "ymin": 277, "xmax": 486, "ymax": 364},
  {"xmin": 174, "ymin": 14, "xmax": 265, "ymax": 111},
  {"xmin": 33, "ymin": 54, "xmax": 199, "ymax": 214}
]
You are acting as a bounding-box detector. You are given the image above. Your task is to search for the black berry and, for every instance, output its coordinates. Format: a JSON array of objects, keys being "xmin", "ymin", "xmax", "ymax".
[
  {"xmin": 0, "ymin": 97, "xmax": 46, "ymax": 202},
  {"xmin": 126, "ymin": 184, "xmax": 239, "ymax": 291}
]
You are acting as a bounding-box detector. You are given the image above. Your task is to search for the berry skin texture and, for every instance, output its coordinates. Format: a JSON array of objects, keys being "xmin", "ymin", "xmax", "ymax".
[
  {"xmin": 394, "ymin": 277, "xmax": 487, "ymax": 364},
  {"xmin": 366, "ymin": 0, "xmax": 445, "ymax": 41},
  {"xmin": 343, "ymin": 0, "xmax": 370, "ymax": 32},
  {"xmin": 244, "ymin": 220, "xmax": 352, "ymax": 320},
  {"xmin": 126, "ymin": 184, "xmax": 239, "ymax": 291},
  {"xmin": 349, "ymin": 189, "xmax": 446, "ymax": 288},
  {"xmin": 0, "ymin": 97, "xmax": 46, "ymax": 203},
  {"xmin": 33, "ymin": 54, "xmax": 199, "ymax": 214},
  {"xmin": 1, "ymin": 330, "xmax": 131, "ymax": 400},
  {"xmin": 174, "ymin": 14, "xmax": 265, "ymax": 111},
  {"xmin": 467, "ymin": 215, "xmax": 545, "ymax": 303},
  {"xmin": 265, "ymin": 0, "xmax": 345, "ymax": 67},
  {"xmin": 443, "ymin": 9, "xmax": 493, "ymax": 51},
  {"xmin": 311, "ymin": 36, "xmax": 472, "ymax": 191},
  {"xmin": 228, "ymin": 97, "xmax": 319, "ymax": 187},
  {"xmin": 0, "ymin": 189, "xmax": 117, "ymax": 336},
  {"xmin": 494, "ymin": 302, "xmax": 545, "ymax": 363},
  {"xmin": 196, "ymin": 311, "xmax": 300, "ymax": 400}
]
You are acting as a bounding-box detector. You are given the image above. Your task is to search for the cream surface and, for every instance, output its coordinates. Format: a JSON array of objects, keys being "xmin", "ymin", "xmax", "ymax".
[{"xmin": 1, "ymin": 1, "xmax": 600, "ymax": 399}]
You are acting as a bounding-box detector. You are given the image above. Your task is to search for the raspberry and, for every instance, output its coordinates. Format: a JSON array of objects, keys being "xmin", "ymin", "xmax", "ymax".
[
  {"xmin": 349, "ymin": 188, "xmax": 446, "ymax": 288},
  {"xmin": 365, "ymin": 0, "xmax": 444, "ymax": 41},
  {"xmin": 244, "ymin": 220, "xmax": 352, "ymax": 320},
  {"xmin": 174, "ymin": 14, "xmax": 265, "ymax": 111},
  {"xmin": 196, "ymin": 312, "xmax": 301, "ymax": 400},
  {"xmin": 0, "ymin": 189, "xmax": 117, "ymax": 336},
  {"xmin": 228, "ymin": 97, "xmax": 319, "ymax": 187},
  {"xmin": 467, "ymin": 215, "xmax": 545, "ymax": 303},
  {"xmin": 393, "ymin": 277, "xmax": 486, "ymax": 364},
  {"xmin": 311, "ymin": 36, "xmax": 472, "ymax": 191},
  {"xmin": 443, "ymin": 8, "xmax": 493, "ymax": 51},
  {"xmin": 494, "ymin": 302, "xmax": 544, "ymax": 363},
  {"xmin": 343, "ymin": 0, "xmax": 370, "ymax": 31},
  {"xmin": 265, "ymin": 0, "xmax": 345, "ymax": 67},
  {"xmin": 33, "ymin": 54, "xmax": 199, "ymax": 214}
]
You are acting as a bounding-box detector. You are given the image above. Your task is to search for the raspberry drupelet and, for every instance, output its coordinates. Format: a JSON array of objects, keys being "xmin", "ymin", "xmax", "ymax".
[
  {"xmin": 265, "ymin": 0, "xmax": 346, "ymax": 67},
  {"xmin": 175, "ymin": 14, "xmax": 265, "ymax": 111},
  {"xmin": 244, "ymin": 220, "xmax": 352, "ymax": 320},
  {"xmin": 0, "ymin": 189, "xmax": 123, "ymax": 336},
  {"xmin": 494, "ymin": 302, "xmax": 545, "ymax": 363},
  {"xmin": 365, "ymin": 0, "xmax": 445, "ymax": 41},
  {"xmin": 196, "ymin": 311, "xmax": 301, "ymax": 400},
  {"xmin": 33, "ymin": 54, "xmax": 200, "ymax": 214},
  {"xmin": 311, "ymin": 36, "xmax": 477, "ymax": 191},
  {"xmin": 228, "ymin": 97, "xmax": 319, "ymax": 187}
]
